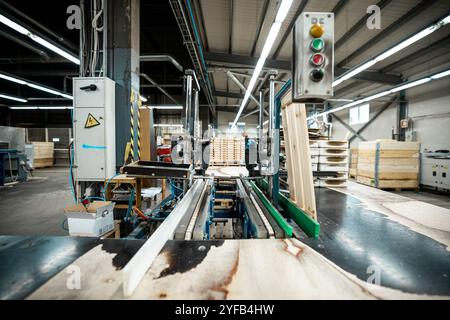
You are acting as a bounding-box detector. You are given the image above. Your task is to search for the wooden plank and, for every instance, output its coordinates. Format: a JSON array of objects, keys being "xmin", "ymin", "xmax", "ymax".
[
  {"xmin": 282, "ymin": 103, "xmax": 317, "ymax": 220},
  {"xmin": 139, "ymin": 108, "xmax": 151, "ymax": 161},
  {"xmin": 122, "ymin": 180, "xmax": 205, "ymax": 296},
  {"xmin": 123, "ymin": 239, "xmax": 441, "ymax": 299}
]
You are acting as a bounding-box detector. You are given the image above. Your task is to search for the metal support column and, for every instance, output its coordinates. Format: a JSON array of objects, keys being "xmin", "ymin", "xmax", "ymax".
[
  {"xmin": 106, "ymin": 0, "xmax": 140, "ymax": 165},
  {"xmin": 267, "ymin": 73, "xmax": 277, "ymax": 203},
  {"xmin": 258, "ymin": 90, "xmax": 264, "ymax": 166},
  {"xmin": 398, "ymin": 90, "xmax": 407, "ymax": 141}
]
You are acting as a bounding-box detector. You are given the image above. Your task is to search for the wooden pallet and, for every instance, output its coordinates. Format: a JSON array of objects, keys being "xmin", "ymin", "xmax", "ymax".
[{"xmin": 356, "ymin": 175, "xmax": 418, "ymax": 191}]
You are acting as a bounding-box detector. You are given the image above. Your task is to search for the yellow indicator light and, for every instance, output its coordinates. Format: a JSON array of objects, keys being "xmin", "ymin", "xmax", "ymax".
[{"xmin": 310, "ymin": 23, "xmax": 324, "ymax": 38}]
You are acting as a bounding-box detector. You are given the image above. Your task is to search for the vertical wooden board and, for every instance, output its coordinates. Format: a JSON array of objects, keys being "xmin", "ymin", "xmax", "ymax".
[
  {"xmin": 139, "ymin": 108, "xmax": 151, "ymax": 160},
  {"xmin": 282, "ymin": 107, "xmax": 295, "ymax": 202},
  {"xmin": 284, "ymin": 103, "xmax": 317, "ymax": 220}
]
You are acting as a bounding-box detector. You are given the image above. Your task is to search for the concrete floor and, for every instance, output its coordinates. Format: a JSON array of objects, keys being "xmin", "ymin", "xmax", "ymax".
[
  {"xmin": 390, "ymin": 189, "xmax": 450, "ymax": 210},
  {"xmin": 0, "ymin": 168, "xmax": 72, "ymax": 236},
  {"xmin": 1, "ymin": 169, "xmax": 450, "ymax": 236}
]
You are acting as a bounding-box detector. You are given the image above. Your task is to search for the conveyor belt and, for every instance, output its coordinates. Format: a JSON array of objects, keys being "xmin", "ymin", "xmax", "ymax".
[
  {"xmin": 236, "ymin": 179, "xmax": 269, "ymax": 238},
  {"xmin": 298, "ymin": 188, "xmax": 450, "ymax": 296}
]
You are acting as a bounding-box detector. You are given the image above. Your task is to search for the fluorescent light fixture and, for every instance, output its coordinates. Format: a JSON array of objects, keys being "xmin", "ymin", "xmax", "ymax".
[
  {"xmin": 140, "ymin": 95, "xmax": 148, "ymax": 102},
  {"xmin": 0, "ymin": 93, "xmax": 27, "ymax": 103},
  {"xmin": 232, "ymin": 0, "xmax": 293, "ymax": 126},
  {"xmin": 0, "ymin": 72, "xmax": 73, "ymax": 99},
  {"xmin": 312, "ymin": 69, "xmax": 450, "ymax": 120},
  {"xmin": 149, "ymin": 105, "xmax": 183, "ymax": 110},
  {"xmin": 154, "ymin": 124, "xmax": 183, "ymax": 128},
  {"xmin": 333, "ymin": 13, "xmax": 450, "ymax": 87},
  {"xmin": 275, "ymin": 0, "xmax": 293, "ymax": 22},
  {"xmin": 430, "ymin": 70, "xmax": 450, "ymax": 79},
  {"xmin": 389, "ymin": 78, "xmax": 430, "ymax": 93},
  {"xmin": 9, "ymin": 106, "xmax": 73, "ymax": 110},
  {"xmin": 0, "ymin": 73, "xmax": 27, "ymax": 85},
  {"xmin": 0, "ymin": 13, "xmax": 80, "ymax": 65},
  {"xmin": 30, "ymin": 34, "xmax": 80, "ymax": 65},
  {"xmin": 0, "ymin": 14, "xmax": 28, "ymax": 34}
]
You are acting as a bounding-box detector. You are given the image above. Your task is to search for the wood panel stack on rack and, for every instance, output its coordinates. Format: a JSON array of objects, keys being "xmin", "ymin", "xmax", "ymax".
[
  {"xmin": 349, "ymin": 148, "xmax": 358, "ymax": 178},
  {"xmin": 357, "ymin": 140, "xmax": 420, "ymax": 190},
  {"xmin": 31, "ymin": 142, "xmax": 54, "ymax": 168},
  {"xmin": 311, "ymin": 140, "xmax": 349, "ymax": 188},
  {"xmin": 210, "ymin": 137, "xmax": 245, "ymax": 166}
]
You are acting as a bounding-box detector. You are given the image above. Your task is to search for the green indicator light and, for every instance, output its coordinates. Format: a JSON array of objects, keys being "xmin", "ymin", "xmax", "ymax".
[{"xmin": 311, "ymin": 38, "xmax": 324, "ymax": 52}]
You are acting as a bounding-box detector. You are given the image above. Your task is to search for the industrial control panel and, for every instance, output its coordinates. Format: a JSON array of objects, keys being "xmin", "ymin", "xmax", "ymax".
[
  {"xmin": 73, "ymin": 77, "xmax": 116, "ymax": 181},
  {"xmin": 421, "ymin": 150, "xmax": 450, "ymax": 192},
  {"xmin": 293, "ymin": 12, "xmax": 334, "ymax": 101}
]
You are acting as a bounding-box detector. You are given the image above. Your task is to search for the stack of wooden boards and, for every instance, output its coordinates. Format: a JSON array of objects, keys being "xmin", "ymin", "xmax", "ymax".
[
  {"xmin": 209, "ymin": 137, "xmax": 245, "ymax": 166},
  {"xmin": 30, "ymin": 142, "xmax": 54, "ymax": 168},
  {"xmin": 310, "ymin": 140, "xmax": 349, "ymax": 188},
  {"xmin": 349, "ymin": 148, "xmax": 358, "ymax": 178},
  {"xmin": 357, "ymin": 140, "xmax": 420, "ymax": 190},
  {"xmin": 281, "ymin": 101, "xmax": 317, "ymax": 221}
]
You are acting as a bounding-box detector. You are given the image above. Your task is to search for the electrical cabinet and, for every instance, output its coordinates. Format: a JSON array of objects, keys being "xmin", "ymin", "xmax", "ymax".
[
  {"xmin": 293, "ymin": 12, "xmax": 334, "ymax": 101},
  {"xmin": 421, "ymin": 152, "xmax": 450, "ymax": 192},
  {"xmin": 73, "ymin": 77, "xmax": 116, "ymax": 181}
]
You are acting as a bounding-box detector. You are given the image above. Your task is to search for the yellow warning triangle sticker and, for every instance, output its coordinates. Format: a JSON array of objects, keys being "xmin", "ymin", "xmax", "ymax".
[{"xmin": 84, "ymin": 113, "xmax": 101, "ymax": 128}]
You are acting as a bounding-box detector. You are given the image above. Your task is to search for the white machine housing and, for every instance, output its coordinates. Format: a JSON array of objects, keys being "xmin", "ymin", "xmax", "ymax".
[
  {"xmin": 293, "ymin": 12, "xmax": 334, "ymax": 101},
  {"xmin": 421, "ymin": 151, "xmax": 450, "ymax": 192},
  {"xmin": 73, "ymin": 77, "xmax": 116, "ymax": 181}
]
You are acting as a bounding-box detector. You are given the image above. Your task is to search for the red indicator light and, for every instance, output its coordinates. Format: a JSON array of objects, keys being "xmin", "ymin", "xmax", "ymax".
[{"xmin": 310, "ymin": 53, "xmax": 324, "ymax": 66}]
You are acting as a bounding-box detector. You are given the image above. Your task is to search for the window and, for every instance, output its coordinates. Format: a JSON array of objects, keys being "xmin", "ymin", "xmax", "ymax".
[{"xmin": 349, "ymin": 104, "xmax": 370, "ymax": 125}]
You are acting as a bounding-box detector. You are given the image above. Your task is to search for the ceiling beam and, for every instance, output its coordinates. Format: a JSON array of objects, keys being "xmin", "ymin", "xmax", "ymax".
[
  {"xmin": 213, "ymin": 90, "xmax": 244, "ymax": 100},
  {"xmin": 216, "ymin": 106, "xmax": 240, "ymax": 113},
  {"xmin": 338, "ymin": 0, "xmax": 438, "ymax": 67},
  {"xmin": 205, "ymin": 51, "xmax": 290, "ymax": 71},
  {"xmin": 205, "ymin": 52, "xmax": 402, "ymax": 84},
  {"xmin": 272, "ymin": 0, "xmax": 309, "ymax": 59},
  {"xmin": 332, "ymin": 0, "xmax": 349, "ymax": 16},
  {"xmin": 335, "ymin": 67, "xmax": 402, "ymax": 85},
  {"xmin": 335, "ymin": 0, "xmax": 393, "ymax": 50},
  {"xmin": 251, "ymin": 0, "xmax": 270, "ymax": 57},
  {"xmin": 381, "ymin": 34, "xmax": 450, "ymax": 72}
]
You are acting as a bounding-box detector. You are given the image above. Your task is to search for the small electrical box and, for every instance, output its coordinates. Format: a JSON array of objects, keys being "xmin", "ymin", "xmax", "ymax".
[
  {"xmin": 293, "ymin": 12, "xmax": 334, "ymax": 101},
  {"xmin": 73, "ymin": 77, "xmax": 116, "ymax": 181}
]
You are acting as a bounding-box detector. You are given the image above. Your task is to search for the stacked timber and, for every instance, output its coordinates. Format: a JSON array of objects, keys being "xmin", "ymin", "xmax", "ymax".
[
  {"xmin": 349, "ymin": 148, "xmax": 358, "ymax": 178},
  {"xmin": 357, "ymin": 140, "xmax": 420, "ymax": 190},
  {"xmin": 210, "ymin": 137, "xmax": 245, "ymax": 166},
  {"xmin": 31, "ymin": 142, "xmax": 54, "ymax": 168},
  {"xmin": 281, "ymin": 101, "xmax": 317, "ymax": 220},
  {"xmin": 311, "ymin": 140, "xmax": 349, "ymax": 188}
]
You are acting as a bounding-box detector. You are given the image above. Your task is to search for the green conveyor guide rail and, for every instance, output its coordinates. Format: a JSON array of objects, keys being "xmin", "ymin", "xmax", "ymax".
[
  {"xmin": 260, "ymin": 180, "xmax": 320, "ymax": 239},
  {"xmin": 248, "ymin": 180, "xmax": 293, "ymax": 237}
]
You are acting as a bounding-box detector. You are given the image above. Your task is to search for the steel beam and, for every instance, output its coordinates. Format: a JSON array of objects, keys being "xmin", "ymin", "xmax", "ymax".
[
  {"xmin": 349, "ymin": 97, "xmax": 397, "ymax": 143},
  {"xmin": 338, "ymin": 0, "xmax": 438, "ymax": 67},
  {"xmin": 381, "ymin": 35, "xmax": 450, "ymax": 72},
  {"xmin": 330, "ymin": 113, "xmax": 366, "ymax": 141},
  {"xmin": 272, "ymin": 0, "xmax": 309, "ymax": 59},
  {"xmin": 335, "ymin": 67, "xmax": 402, "ymax": 85},
  {"xmin": 335, "ymin": 0, "xmax": 393, "ymax": 50},
  {"xmin": 226, "ymin": 71, "xmax": 260, "ymax": 107},
  {"xmin": 141, "ymin": 73, "xmax": 179, "ymax": 104},
  {"xmin": 332, "ymin": 0, "xmax": 349, "ymax": 16},
  {"xmin": 251, "ymin": 0, "xmax": 269, "ymax": 57},
  {"xmin": 205, "ymin": 52, "xmax": 291, "ymax": 71},
  {"xmin": 206, "ymin": 53, "xmax": 402, "ymax": 84}
]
